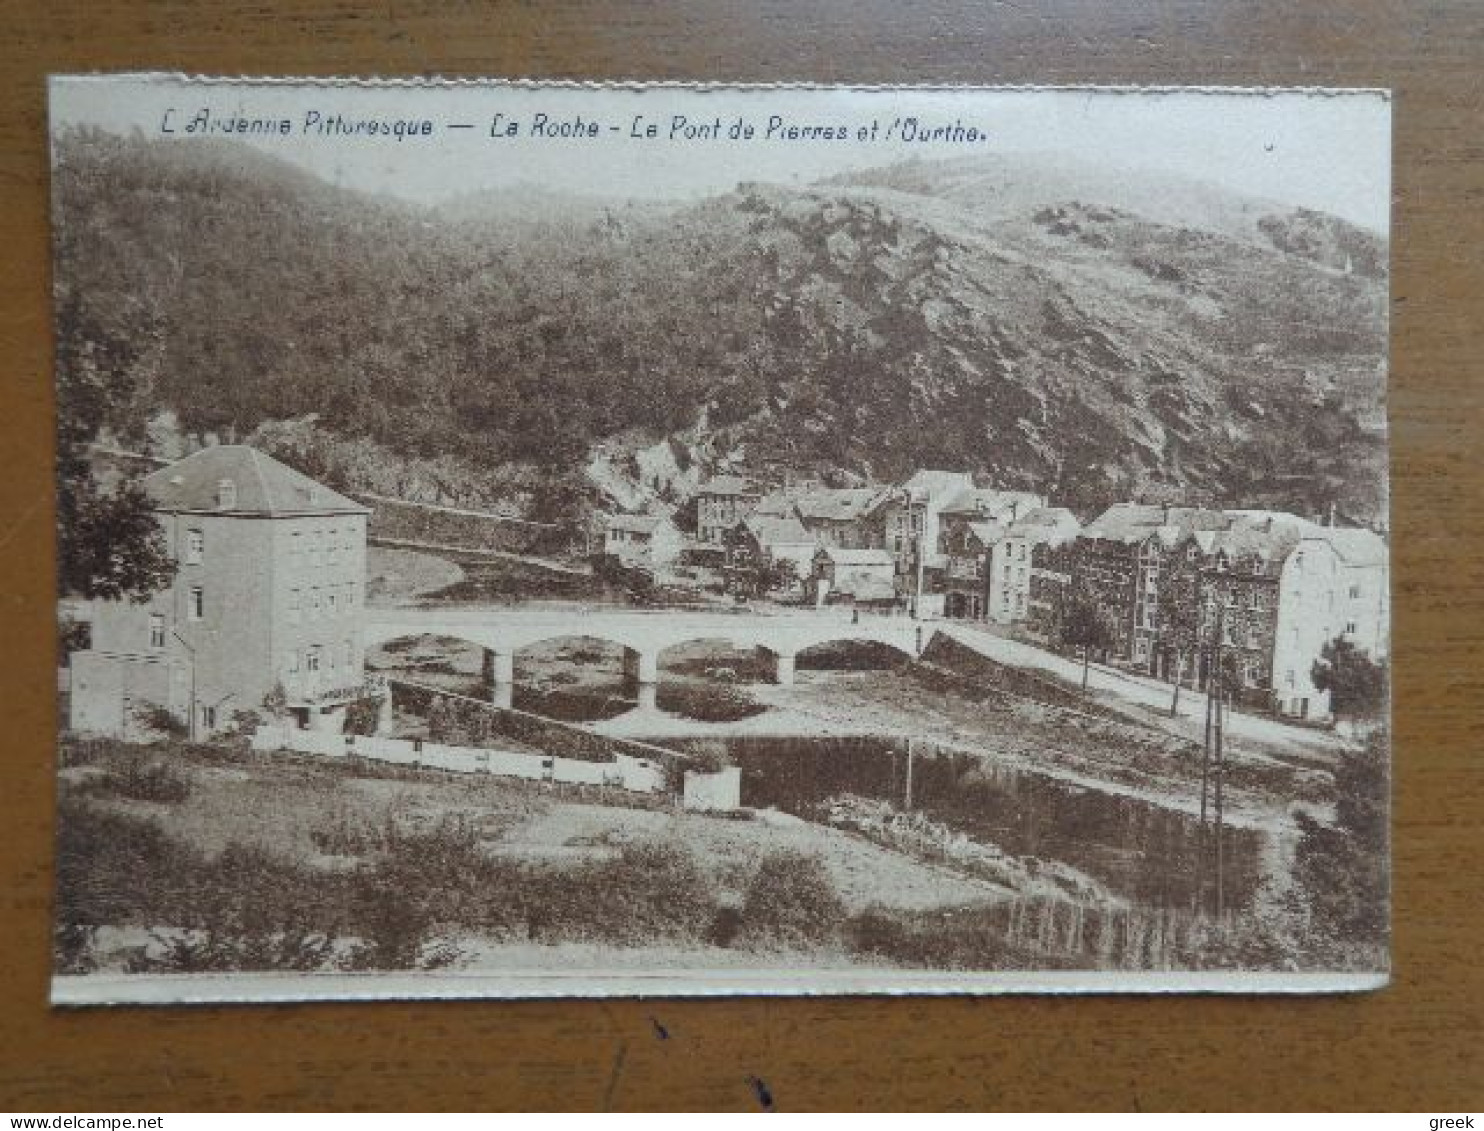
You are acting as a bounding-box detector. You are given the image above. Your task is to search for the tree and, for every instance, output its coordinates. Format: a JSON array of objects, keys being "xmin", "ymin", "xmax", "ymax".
[
  {"xmin": 426, "ymin": 696, "xmax": 458, "ymax": 743},
  {"xmin": 1311, "ymin": 637, "xmax": 1388, "ymax": 725},
  {"xmin": 1293, "ymin": 726, "xmax": 1388, "ymax": 946},
  {"xmin": 1057, "ymin": 595, "xmax": 1118, "ymax": 690},
  {"xmin": 54, "ymin": 291, "xmax": 175, "ymax": 602},
  {"xmin": 1156, "ymin": 559, "xmax": 1203, "ymax": 716}
]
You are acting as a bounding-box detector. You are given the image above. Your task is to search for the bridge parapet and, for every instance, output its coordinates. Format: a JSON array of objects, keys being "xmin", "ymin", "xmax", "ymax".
[{"xmin": 364, "ymin": 606, "xmax": 925, "ymax": 658}]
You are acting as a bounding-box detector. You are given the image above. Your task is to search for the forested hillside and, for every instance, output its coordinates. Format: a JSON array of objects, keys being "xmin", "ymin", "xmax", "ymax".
[{"xmin": 52, "ymin": 130, "xmax": 1389, "ymax": 525}]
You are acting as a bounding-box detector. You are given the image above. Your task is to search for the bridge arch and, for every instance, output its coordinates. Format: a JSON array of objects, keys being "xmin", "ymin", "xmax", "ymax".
[{"xmin": 791, "ymin": 634, "xmax": 917, "ymax": 669}]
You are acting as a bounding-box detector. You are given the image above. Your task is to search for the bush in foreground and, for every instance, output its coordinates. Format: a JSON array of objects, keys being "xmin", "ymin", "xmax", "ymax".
[{"xmin": 738, "ymin": 849, "xmax": 845, "ymax": 949}]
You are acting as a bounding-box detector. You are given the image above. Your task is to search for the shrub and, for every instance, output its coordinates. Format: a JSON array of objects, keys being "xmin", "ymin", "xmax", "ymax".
[
  {"xmin": 515, "ymin": 839, "xmax": 719, "ymax": 946},
  {"xmin": 227, "ymin": 708, "xmax": 263, "ymax": 738},
  {"xmin": 683, "ymin": 739, "xmax": 734, "ymax": 774},
  {"xmin": 87, "ymin": 753, "xmax": 192, "ymax": 803},
  {"xmin": 134, "ymin": 703, "xmax": 188, "ymax": 741},
  {"xmin": 343, "ymin": 696, "xmax": 383, "ymax": 737},
  {"xmin": 308, "ymin": 799, "xmax": 387, "ymax": 857},
  {"xmin": 338, "ymin": 813, "xmax": 486, "ymax": 970},
  {"xmin": 739, "ymin": 850, "xmax": 846, "ymax": 948},
  {"xmin": 54, "ymin": 797, "xmax": 204, "ymax": 935},
  {"xmin": 53, "ymin": 922, "xmax": 98, "ymax": 975},
  {"xmin": 845, "ymin": 903, "xmax": 1083, "ymax": 971},
  {"xmin": 58, "ymin": 615, "xmax": 91, "ymax": 664},
  {"xmin": 656, "ymin": 682, "xmax": 766, "ymax": 723}
]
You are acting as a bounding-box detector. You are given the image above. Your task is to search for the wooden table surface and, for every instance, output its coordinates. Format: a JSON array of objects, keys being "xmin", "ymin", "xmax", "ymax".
[{"xmin": 2, "ymin": 1, "xmax": 1480, "ymax": 1112}]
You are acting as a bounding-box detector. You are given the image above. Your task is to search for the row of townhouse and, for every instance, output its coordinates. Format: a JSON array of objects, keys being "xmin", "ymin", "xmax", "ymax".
[{"xmin": 1027, "ymin": 504, "xmax": 1389, "ymax": 721}]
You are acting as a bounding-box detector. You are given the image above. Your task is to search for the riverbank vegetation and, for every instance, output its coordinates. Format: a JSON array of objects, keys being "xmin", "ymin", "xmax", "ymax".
[{"xmin": 53, "ymin": 733, "xmax": 1380, "ymax": 979}]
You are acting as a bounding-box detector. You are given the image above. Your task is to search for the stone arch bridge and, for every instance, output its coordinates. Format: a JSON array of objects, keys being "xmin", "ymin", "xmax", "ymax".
[{"xmin": 364, "ymin": 606, "xmax": 928, "ymax": 709}]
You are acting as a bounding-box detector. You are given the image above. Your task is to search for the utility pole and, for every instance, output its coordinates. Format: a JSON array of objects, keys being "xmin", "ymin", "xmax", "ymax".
[
  {"xmin": 1196, "ymin": 595, "xmax": 1219, "ymax": 917},
  {"xmin": 904, "ymin": 736, "xmax": 915, "ymax": 811},
  {"xmin": 1213, "ymin": 600, "xmax": 1228, "ymax": 919}
]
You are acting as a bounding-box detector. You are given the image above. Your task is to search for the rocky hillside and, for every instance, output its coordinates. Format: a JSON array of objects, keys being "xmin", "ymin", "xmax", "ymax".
[{"xmin": 52, "ymin": 131, "xmax": 1389, "ymax": 524}]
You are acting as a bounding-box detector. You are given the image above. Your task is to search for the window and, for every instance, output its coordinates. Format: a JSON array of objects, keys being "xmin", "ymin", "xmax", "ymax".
[
  {"xmin": 341, "ymin": 641, "xmax": 352, "ymax": 669},
  {"xmin": 1350, "ymin": 584, "xmax": 1362, "ymax": 599},
  {"xmin": 201, "ymin": 704, "xmax": 216, "ymax": 731},
  {"xmin": 148, "ymin": 614, "xmax": 165, "ymax": 649},
  {"xmin": 286, "ymin": 650, "xmax": 299, "ymax": 674},
  {"xmin": 216, "ymin": 479, "xmax": 237, "ymax": 509},
  {"xmin": 288, "ymin": 588, "xmax": 301, "ymax": 624},
  {"xmin": 185, "ymin": 529, "xmax": 204, "ymax": 565},
  {"xmin": 326, "ymin": 527, "xmax": 338, "ymax": 565},
  {"xmin": 306, "ymin": 646, "xmax": 321, "ymax": 673},
  {"xmin": 188, "ymin": 586, "xmax": 204, "ymax": 621},
  {"xmin": 327, "ymin": 588, "xmax": 338, "ymax": 616},
  {"xmin": 327, "ymin": 646, "xmax": 337, "ymax": 672},
  {"xmin": 309, "ymin": 588, "xmax": 321, "ymax": 619},
  {"xmin": 1346, "ymin": 621, "xmax": 1358, "ymax": 635},
  {"xmin": 345, "ymin": 582, "xmax": 356, "ymax": 610},
  {"xmin": 290, "ymin": 531, "xmax": 302, "ymax": 563}
]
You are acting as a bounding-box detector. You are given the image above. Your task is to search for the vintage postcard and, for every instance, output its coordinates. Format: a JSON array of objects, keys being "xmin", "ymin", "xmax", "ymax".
[{"xmin": 48, "ymin": 76, "xmax": 1392, "ymax": 1004}]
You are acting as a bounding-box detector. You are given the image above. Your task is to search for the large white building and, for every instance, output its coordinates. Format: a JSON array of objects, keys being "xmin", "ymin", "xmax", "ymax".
[{"xmin": 67, "ymin": 445, "xmax": 372, "ymax": 738}]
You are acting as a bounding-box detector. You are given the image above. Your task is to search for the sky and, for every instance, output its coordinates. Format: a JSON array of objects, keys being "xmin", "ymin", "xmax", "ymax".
[{"xmin": 50, "ymin": 76, "xmax": 1392, "ymax": 233}]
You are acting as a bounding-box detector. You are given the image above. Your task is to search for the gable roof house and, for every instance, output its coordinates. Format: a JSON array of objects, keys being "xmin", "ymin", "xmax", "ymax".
[
  {"xmin": 810, "ymin": 545, "xmax": 897, "ymax": 605},
  {"xmin": 791, "ymin": 487, "xmax": 885, "ymax": 549},
  {"xmin": 604, "ymin": 512, "xmax": 685, "ymax": 574}
]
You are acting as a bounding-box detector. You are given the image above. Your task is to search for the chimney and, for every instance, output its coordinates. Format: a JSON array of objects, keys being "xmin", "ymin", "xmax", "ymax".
[{"xmin": 1328, "ymin": 501, "xmax": 1337, "ymax": 528}]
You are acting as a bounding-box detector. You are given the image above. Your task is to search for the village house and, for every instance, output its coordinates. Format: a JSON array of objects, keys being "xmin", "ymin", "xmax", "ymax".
[
  {"xmin": 68, "ymin": 445, "xmax": 372, "ymax": 739},
  {"xmin": 724, "ymin": 513, "xmax": 818, "ymax": 594},
  {"xmin": 936, "ymin": 517, "xmax": 1005, "ymax": 621},
  {"xmin": 809, "ymin": 545, "xmax": 897, "ymax": 607},
  {"xmin": 603, "ymin": 512, "xmax": 685, "ymax": 576},
  {"xmin": 791, "ymin": 486, "xmax": 884, "ymax": 550},
  {"xmin": 693, "ymin": 474, "xmax": 760, "ymax": 546},
  {"xmin": 987, "ymin": 507, "xmax": 1081, "ymax": 624}
]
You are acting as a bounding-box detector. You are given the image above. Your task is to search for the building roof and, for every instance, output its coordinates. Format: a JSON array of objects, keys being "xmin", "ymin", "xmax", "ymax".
[
  {"xmin": 939, "ymin": 487, "xmax": 1045, "ymax": 518},
  {"xmin": 1226, "ymin": 510, "xmax": 1387, "ymax": 567},
  {"xmin": 752, "ymin": 491, "xmax": 798, "ymax": 518},
  {"xmin": 1321, "ymin": 526, "xmax": 1388, "ymax": 567},
  {"xmin": 1005, "ymin": 506, "xmax": 1080, "ymax": 541},
  {"xmin": 1209, "ymin": 518, "xmax": 1304, "ymax": 563},
  {"xmin": 793, "ymin": 487, "xmax": 883, "ymax": 523},
  {"xmin": 741, "ymin": 514, "xmax": 815, "ymax": 547},
  {"xmin": 142, "ymin": 445, "xmax": 368, "ymax": 517},
  {"xmin": 607, "ymin": 512, "xmax": 674, "ymax": 536},
  {"xmin": 900, "ymin": 469, "xmax": 975, "ymax": 504},
  {"xmin": 842, "ymin": 579, "xmax": 899, "ymax": 602},
  {"xmin": 1083, "ymin": 503, "xmax": 1229, "ymax": 544},
  {"xmin": 697, "ymin": 474, "xmax": 757, "ymax": 498},
  {"xmin": 815, "ymin": 546, "xmax": 895, "ymax": 567},
  {"xmin": 965, "ymin": 520, "xmax": 1008, "ymax": 547}
]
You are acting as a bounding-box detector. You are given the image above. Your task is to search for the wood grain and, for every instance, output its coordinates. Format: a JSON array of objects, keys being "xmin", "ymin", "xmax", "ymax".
[{"xmin": 1, "ymin": 0, "xmax": 1480, "ymax": 1111}]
